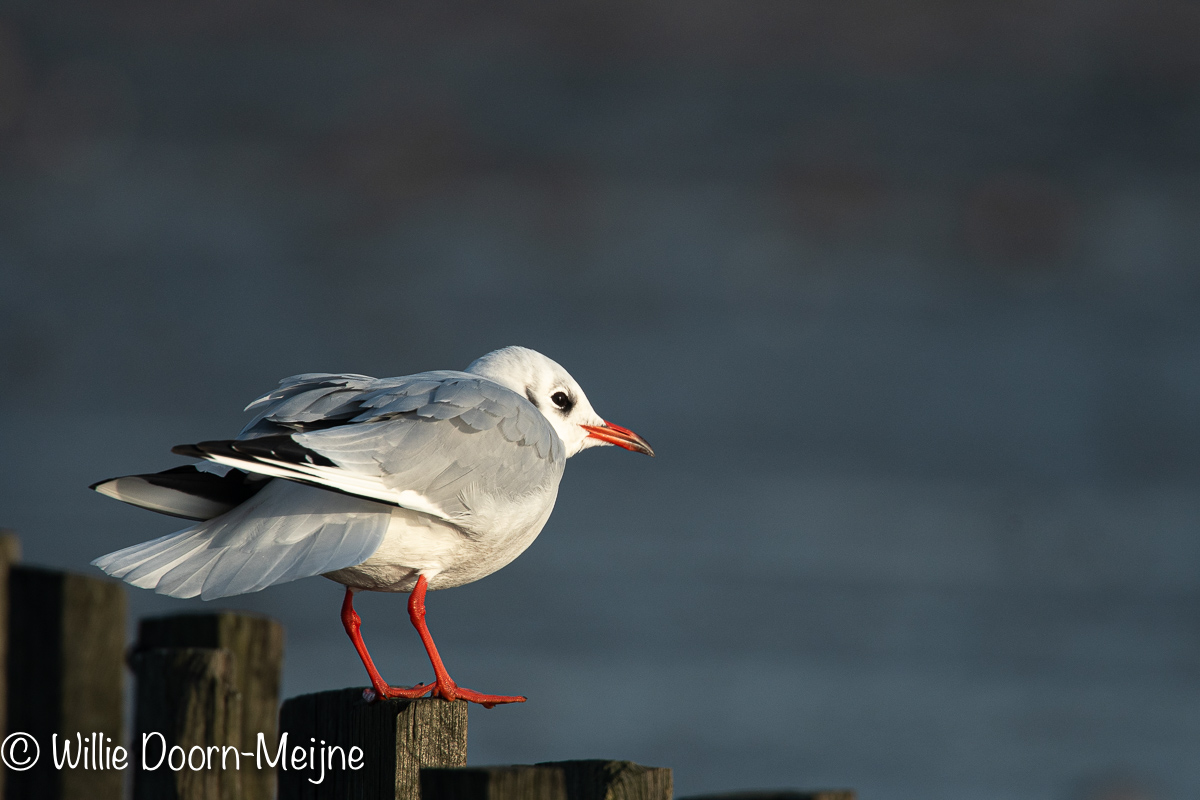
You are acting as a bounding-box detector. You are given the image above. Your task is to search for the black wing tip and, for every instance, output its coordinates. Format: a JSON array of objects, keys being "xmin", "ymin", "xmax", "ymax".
[
  {"xmin": 87, "ymin": 465, "xmax": 268, "ymax": 520},
  {"xmin": 173, "ymin": 436, "xmax": 335, "ymax": 468},
  {"xmin": 172, "ymin": 440, "xmax": 245, "ymax": 460},
  {"xmin": 232, "ymin": 436, "xmax": 337, "ymax": 468}
]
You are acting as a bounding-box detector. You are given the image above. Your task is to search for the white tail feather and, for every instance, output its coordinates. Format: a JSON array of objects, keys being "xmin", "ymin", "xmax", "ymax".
[{"xmin": 92, "ymin": 480, "xmax": 392, "ymax": 600}]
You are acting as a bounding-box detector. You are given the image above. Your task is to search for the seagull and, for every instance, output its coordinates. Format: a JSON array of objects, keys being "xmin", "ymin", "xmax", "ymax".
[{"xmin": 91, "ymin": 346, "xmax": 653, "ymax": 707}]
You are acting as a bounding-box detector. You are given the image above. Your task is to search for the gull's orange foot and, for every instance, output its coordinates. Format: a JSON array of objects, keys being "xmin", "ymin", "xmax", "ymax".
[
  {"xmin": 428, "ymin": 678, "xmax": 526, "ymax": 709},
  {"xmin": 362, "ymin": 679, "xmax": 525, "ymax": 708},
  {"xmin": 362, "ymin": 682, "xmax": 434, "ymax": 702}
]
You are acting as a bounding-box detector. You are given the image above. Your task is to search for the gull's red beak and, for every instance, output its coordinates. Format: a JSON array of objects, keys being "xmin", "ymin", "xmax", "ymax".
[{"xmin": 580, "ymin": 420, "xmax": 655, "ymax": 457}]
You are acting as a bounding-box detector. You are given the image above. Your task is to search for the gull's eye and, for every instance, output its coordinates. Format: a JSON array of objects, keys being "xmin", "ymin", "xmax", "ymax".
[{"xmin": 551, "ymin": 391, "xmax": 573, "ymax": 411}]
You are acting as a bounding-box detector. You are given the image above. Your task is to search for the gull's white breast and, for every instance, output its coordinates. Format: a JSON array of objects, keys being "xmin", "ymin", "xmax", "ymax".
[{"xmin": 324, "ymin": 485, "xmax": 559, "ymax": 592}]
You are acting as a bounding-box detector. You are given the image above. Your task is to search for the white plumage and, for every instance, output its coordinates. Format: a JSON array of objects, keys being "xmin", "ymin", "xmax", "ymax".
[{"xmin": 91, "ymin": 346, "xmax": 653, "ymax": 706}]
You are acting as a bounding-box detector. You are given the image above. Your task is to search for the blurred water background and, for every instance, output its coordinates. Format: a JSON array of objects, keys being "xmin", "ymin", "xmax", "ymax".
[{"xmin": 1, "ymin": 3, "xmax": 1198, "ymax": 799}]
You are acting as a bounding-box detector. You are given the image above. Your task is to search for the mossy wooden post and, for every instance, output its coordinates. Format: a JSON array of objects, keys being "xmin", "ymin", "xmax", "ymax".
[
  {"xmin": 131, "ymin": 648, "xmax": 242, "ymax": 800},
  {"xmin": 0, "ymin": 531, "xmax": 21, "ymax": 800},
  {"xmin": 278, "ymin": 688, "xmax": 467, "ymax": 800},
  {"xmin": 5, "ymin": 565, "xmax": 125, "ymax": 800},
  {"xmin": 420, "ymin": 760, "xmax": 673, "ymax": 800},
  {"xmin": 136, "ymin": 613, "xmax": 283, "ymax": 800}
]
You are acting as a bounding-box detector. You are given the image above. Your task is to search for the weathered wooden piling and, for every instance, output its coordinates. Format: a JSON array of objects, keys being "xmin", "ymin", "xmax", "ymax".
[
  {"xmin": 131, "ymin": 648, "xmax": 242, "ymax": 800},
  {"xmin": 0, "ymin": 531, "xmax": 21, "ymax": 800},
  {"xmin": 135, "ymin": 613, "xmax": 283, "ymax": 800},
  {"xmin": 0, "ymin": 530, "xmax": 848, "ymax": 800},
  {"xmin": 5, "ymin": 564, "xmax": 125, "ymax": 800},
  {"xmin": 420, "ymin": 759, "xmax": 673, "ymax": 800},
  {"xmin": 278, "ymin": 688, "xmax": 467, "ymax": 800}
]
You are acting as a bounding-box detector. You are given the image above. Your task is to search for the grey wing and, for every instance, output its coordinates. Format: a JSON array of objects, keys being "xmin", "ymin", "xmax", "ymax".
[
  {"xmin": 198, "ymin": 373, "xmax": 565, "ymax": 533},
  {"xmin": 92, "ymin": 479, "xmax": 391, "ymax": 600},
  {"xmin": 238, "ymin": 372, "xmax": 407, "ymax": 437},
  {"xmin": 292, "ymin": 375, "xmax": 566, "ymax": 531}
]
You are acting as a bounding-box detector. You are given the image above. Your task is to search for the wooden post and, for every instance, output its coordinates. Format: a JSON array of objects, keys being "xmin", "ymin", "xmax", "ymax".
[
  {"xmin": 421, "ymin": 760, "xmax": 673, "ymax": 800},
  {"xmin": 5, "ymin": 566, "xmax": 125, "ymax": 800},
  {"xmin": 135, "ymin": 613, "xmax": 283, "ymax": 800},
  {"xmin": 278, "ymin": 688, "xmax": 467, "ymax": 800},
  {"xmin": 676, "ymin": 792, "xmax": 855, "ymax": 799},
  {"xmin": 131, "ymin": 648, "xmax": 242, "ymax": 800},
  {"xmin": 0, "ymin": 531, "xmax": 20, "ymax": 800}
]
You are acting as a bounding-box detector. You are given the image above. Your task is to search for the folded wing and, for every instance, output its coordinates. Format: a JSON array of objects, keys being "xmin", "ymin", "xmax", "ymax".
[{"xmin": 177, "ymin": 371, "xmax": 566, "ymax": 535}]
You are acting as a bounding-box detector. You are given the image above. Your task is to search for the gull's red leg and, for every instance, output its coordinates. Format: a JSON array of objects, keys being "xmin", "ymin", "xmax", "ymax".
[
  {"xmin": 407, "ymin": 574, "xmax": 526, "ymax": 708},
  {"xmin": 340, "ymin": 587, "xmax": 432, "ymax": 700}
]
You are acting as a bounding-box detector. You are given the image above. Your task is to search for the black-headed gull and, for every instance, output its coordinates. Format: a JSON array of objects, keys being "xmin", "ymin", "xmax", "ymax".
[{"xmin": 92, "ymin": 346, "xmax": 653, "ymax": 706}]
